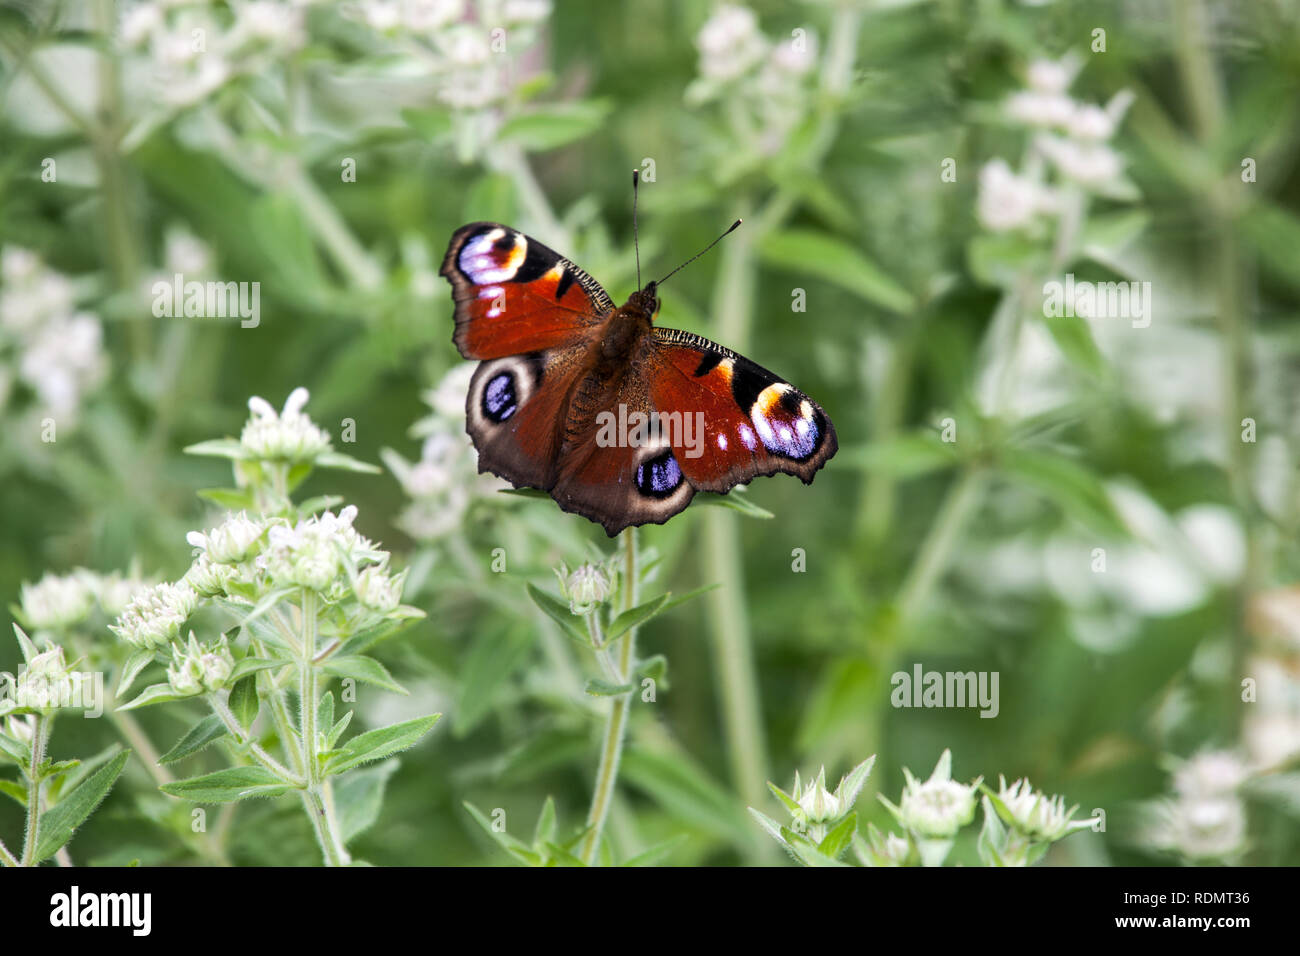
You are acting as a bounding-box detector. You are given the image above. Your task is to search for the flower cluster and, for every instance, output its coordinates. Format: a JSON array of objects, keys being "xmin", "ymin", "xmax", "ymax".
[
  {"xmin": 383, "ymin": 364, "xmax": 505, "ymax": 541},
  {"xmin": 119, "ymin": 0, "xmax": 306, "ymax": 107},
  {"xmin": 1141, "ymin": 750, "xmax": 1249, "ymax": 863},
  {"xmin": 166, "ymin": 632, "xmax": 236, "ymax": 696},
  {"xmin": 687, "ymin": 5, "xmax": 819, "ymax": 156},
  {"xmin": 556, "ymin": 561, "xmax": 615, "ymax": 617},
  {"xmin": 0, "ymin": 247, "xmax": 107, "ymax": 423},
  {"xmin": 240, "ymin": 388, "xmax": 332, "ymax": 464},
  {"xmin": 976, "ymin": 56, "xmax": 1134, "ymax": 234},
  {"xmin": 750, "ymin": 756, "xmax": 875, "ymax": 860},
  {"xmin": 110, "ymin": 582, "xmax": 199, "ymax": 651},
  {"xmin": 19, "ymin": 567, "xmax": 150, "ymax": 636}
]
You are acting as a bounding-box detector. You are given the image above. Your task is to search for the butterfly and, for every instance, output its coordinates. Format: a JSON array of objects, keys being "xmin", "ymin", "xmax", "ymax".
[{"xmin": 439, "ymin": 220, "xmax": 837, "ymax": 536}]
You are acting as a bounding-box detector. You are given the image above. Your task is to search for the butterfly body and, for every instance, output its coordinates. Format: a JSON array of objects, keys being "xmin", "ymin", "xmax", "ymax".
[{"xmin": 441, "ymin": 222, "xmax": 837, "ymax": 536}]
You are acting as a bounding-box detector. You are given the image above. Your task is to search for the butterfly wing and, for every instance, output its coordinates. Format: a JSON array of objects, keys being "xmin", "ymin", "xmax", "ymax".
[
  {"xmin": 440, "ymin": 222, "xmax": 614, "ymax": 360},
  {"xmin": 644, "ymin": 327, "xmax": 838, "ymax": 492}
]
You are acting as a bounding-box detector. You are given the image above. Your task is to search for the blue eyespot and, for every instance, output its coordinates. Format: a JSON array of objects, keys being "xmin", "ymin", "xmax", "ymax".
[
  {"xmin": 484, "ymin": 372, "xmax": 517, "ymax": 422},
  {"xmin": 635, "ymin": 450, "xmax": 683, "ymax": 499}
]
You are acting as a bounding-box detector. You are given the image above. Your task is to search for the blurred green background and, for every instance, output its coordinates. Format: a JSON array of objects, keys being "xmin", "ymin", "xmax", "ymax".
[{"xmin": 2, "ymin": 0, "xmax": 1300, "ymax": 865}]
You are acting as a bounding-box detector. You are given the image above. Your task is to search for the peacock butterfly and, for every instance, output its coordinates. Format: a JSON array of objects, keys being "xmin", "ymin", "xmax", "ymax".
[{"xmin": 439, "ymin": 205, "xmax": 837, "ymax": 537}]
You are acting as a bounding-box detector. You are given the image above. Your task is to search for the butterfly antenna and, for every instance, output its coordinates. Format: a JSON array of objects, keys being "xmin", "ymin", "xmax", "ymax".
[
  {"xmin": 656, "ymin": 219, "xmax": 742, "ymax": 287},
  {"xmin": 632, "ymin": 169, "xmax": 642, "ymax": 289}
]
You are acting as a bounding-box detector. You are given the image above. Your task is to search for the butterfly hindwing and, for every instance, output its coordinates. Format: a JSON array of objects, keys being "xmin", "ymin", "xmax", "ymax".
[
  {"xmin": 645, "ymin": 327, "xmax": 838, "ymax": 492},
  {"xmin": 441, "ymin": 222, "xmax": 614, "ymax": 360}
]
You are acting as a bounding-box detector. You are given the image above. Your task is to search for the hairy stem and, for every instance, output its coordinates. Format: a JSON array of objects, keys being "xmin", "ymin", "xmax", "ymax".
[
  {"xmin": 296, "ymin": 590, "xmax": 351, "ymax": 866},
  {"xmin": 580, "ymin": 527, "xmax": 639, "ymax": 865},
  {"xmin": 21, "ymin": 715, "xmax": 50, "ymax": 866}
]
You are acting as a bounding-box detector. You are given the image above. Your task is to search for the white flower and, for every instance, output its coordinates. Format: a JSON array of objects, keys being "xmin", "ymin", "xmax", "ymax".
[
  {"xmin": 424, "ymin": 363, "xmax": 477, "ymax": 419},
  {"xmin": 1026, "ymin": 58, "xmax": 1076, "ymax": 94},
  {"xmin": 20, "ymin": 573, "xmax": 96, "ymax": 632},
  {"xmin": 183, "ymin": 554, "xmax": 238, "ymax": 598},
  {"xmin": 1068, "ymin": 103, "xmax": 1116, "ymax": 141},
  {"xmin": 696, "ymin": 4, "xmax": 767, "ymax": 83},
  {"xmin": 358, "ymin": 0, "xmax": 403, "ymax": 32},
  {"xmin": 240, "ymin": 387, "xmax": 332, "ymax": 463},
  {"xmin": 502, "ymin": 0, "xmax": 550, "ymax": 25},
  {"xmin": 1035, "ymin": 133, "xmax": 1123, "ymax": 187},
  {"xmin": 15, "ymin": 646, "xmax": 75, "ymax": 711},
  {"xmin": 994, "ymin": 776, "xmax": 1093, "ymax": 841},
  {"xmin": 1005, "ymin": 89, "xmax": 1077, "ymax": 128},
  {"xmin": 187, "ymin": 512, "xmax": 268, "ymax": 564},
  {"xmin": 92, "ymin": 570, "xmax": 151, "ymax": 618},
  {"xmin": 111, "ymin": 582, "xmax": 198, "ymax": 650},
  {"xmin": 355, "ymin": 565, "xmax": 402, "ymax": 612},
  {"xmin": 402, "ymin": 0, "xmax": 463, "ymax": 31},
  {"xmin": 1172, "ymin": 750, "xmax": 1248, "ymax": 798},
  {"xmin": 260, "ymin": 505, "xmax": 379, "ymax": 593},
  {"xmin": 164, "ymin": 226, "xmax": 213, "ymax": 276},
  {"xmin": 560, "ymin": 562, "xmax": 612, "ymax": 616},
  {"xmin": 977, "ymin": 159, "xmax": 1045, "ymax": 232},
  {"xmin": 1145, "ymin": 794, "xmax": 1246, "ymax": 862},
  {"xmin": 894, "ymin": 750, "xmax": 981, "ymax": 838},
  {"xmin": 1176, "ymin": 505, "xmax": 1245, "ymax": 586},
  {"xmin": 236, "ymin": 1, "xmax": 304, "ymax": 47},
  {"xmin": 796, "ymin": 768, "xmax": 842, "ymax": 824},
  {"xmin": 121, "ymin": 2, "xmax": 163, "ymax": 47}
]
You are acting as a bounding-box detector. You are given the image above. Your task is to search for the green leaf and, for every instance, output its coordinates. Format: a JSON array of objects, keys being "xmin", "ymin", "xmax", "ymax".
[
  {"xmin": 316, "ymin": 691, "xmax": 335, "ymax": 734},
  {"xmin": 455, "ymin": 625, "xmax": 534, "ymax": 735},
  {"xmin": 839, "ymin": 433, "xmax": 960, "ymax": 478},
  {"xmin": 818, "ymin": 812, "xmax": 858, "ymax": 859},
  {"xmin": 496, "ymin": 99, "xmax": 612, "ymax": 152},
  {"xmin": 227, "ymin": 675, "xmax": 260, "ymax": 729},
  {"xmin": 325, "ymin": 714, "xmax": 440, "ymax": 776},
  {"xmin": 692, "ymin": 491, "xmax": 774, "ymax": 520},
  {"xmin": 1041, "ymin": 311, "xmax": 1105, "ymax": 379},
  {"xmin": 183, "ymin": 438, "xmax": 248, "ymax": 460},
  {"xmin": 322, "ymin": 655, "xmax": 408, "ymax": 695},
  {"xmin": 315, "ymin": 451, "xmax": 382, "ymax": 474},
  {"xmin": 118, "ymin": 682, "xmax": 194, "ymax": 711},
  {"xmin": 622, "ymin": 748, "xmax": 752, "ymax": 846},
  {"xmin": 525, "ymin": 583, "xmax": 588, "ymax": 645},
  {"xmin": 34, "ymin": 750, "xmax": 129, "ymax": 862},
  {"xmin": 0, "ymin": 778, "xmax": 27, "ymax": 807},
  {"xmin": 967, "ymin": 233, "xmax": 1048, "ymax": 287},
  {"xmin": 533, "ymin": 795, "xmax": 557, "ymax": 847},
  {"xmin": 767, "ymin": 780, "xmax": 801, "ymax": 815},
  {"xmin": 335, "ymin": 759, "xmax": 399, "ymax": 842},
  {"xmin": 160, "ymin": 766, "xmax": 296, "ymax": 803},
  {"xmin": 759, "ymin": 229, "xmax": 916, "ymax": 314},
  {"xmin": 115, "ymin": 649, "xmax": 157, "ymax": 699},
  {"xmin": 227, "ymin": 657, "xmax": 281, "ymax": 684},
  {"xmin": 606, "ymin": 593, "xmax": 670, "ymax": 644},
  {"xmin": 159, "ymin": 715, "xmax": 229, "ymax": 765},
  {"xmin": 400, "ymin": 107, "xmax": 451, "ymax": 141},
  {"xmin": 584, "ymin": 678, "xmax": 635, "ymax": 697},
  {"xmin": 636, "ymin": 654, "xmax": 668, "ymax": 688},
  {"xmin": 997, "ymin": 447, "xmax": 1124, "ymax": 536},
  {"xmin": 660, "ymin": 583, "xmax": 721, "ymax": 613},
  {"xmin": 196, "ymin": 487, "xmax": 256, "ymax": 510},
  {"xmin": 328, "ymin": 711, "xmax": 354, "ymax": 748},
  {"xmin": 464, "ymin": 801, "xmax": 541, "ymax": 866},
  {"xmin": 621, "ymin": 833, "xmax": 688, "ymax": 866}
]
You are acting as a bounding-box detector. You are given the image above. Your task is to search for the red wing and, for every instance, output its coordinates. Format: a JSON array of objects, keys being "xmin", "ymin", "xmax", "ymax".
[
  {"xmin": 645, "ymin": 327, "xmax": 838, "ymax": 493},
  {"xmin": 441, "ymin": 222, "xmax": 614, "ymax": 360}
]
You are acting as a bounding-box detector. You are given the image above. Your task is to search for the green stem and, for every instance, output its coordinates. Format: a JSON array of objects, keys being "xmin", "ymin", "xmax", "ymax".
[
  {"xmin": 210, "ymin": 695, "xmax": 303, "ymax": 785},
  {"xmin": 296, "ymin": 590, "xmax": 351, "ymax": 866},
  {"xmin": 702, "ymin": 204, "xmax": 770, "ymax": 821},
  {"xmin": 579, "ymin": 527, "xmax": 639, "ymax": 865},
  {"xmin": 0, "ymin": 836, "xmax": 17, "ymax": 867},
  {"xmin": 896, "ymin": 467, "xmax": 989, "ymax": 625},
  {"xmin": 21, "ymin": 715, "xmax": 50, "ymax": 866}
]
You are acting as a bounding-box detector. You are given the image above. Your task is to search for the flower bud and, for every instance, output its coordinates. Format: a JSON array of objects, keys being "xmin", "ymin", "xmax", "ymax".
[{"xmin": 111, "ymin": 582, "xmax": 198, "ymax": 650}]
